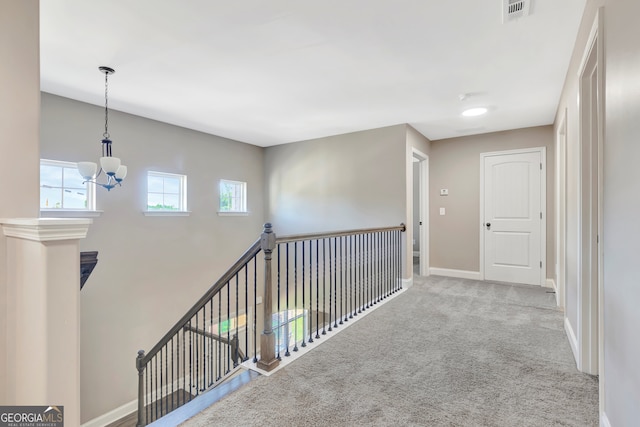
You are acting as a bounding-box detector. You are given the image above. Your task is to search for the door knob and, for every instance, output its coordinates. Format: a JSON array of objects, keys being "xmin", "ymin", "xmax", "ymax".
[{"xmin": 485, "ymin": 223, "xmax": 491, "ymax": 230}]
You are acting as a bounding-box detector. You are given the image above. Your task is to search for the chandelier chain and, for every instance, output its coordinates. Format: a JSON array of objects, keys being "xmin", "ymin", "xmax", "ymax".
[{"xmin": 103, "ymin": 71, "xmax": 110, "ymax": 139}]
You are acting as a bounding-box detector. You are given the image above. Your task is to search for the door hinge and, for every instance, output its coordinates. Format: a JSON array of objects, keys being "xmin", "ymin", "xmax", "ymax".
[
  {"xmin": 540, "ymin": 212, "xmax": 542, "ymax": 219},
  {"xmin": 540, "ymin": 261, "xmax": 542, "ymax": 268},
  {"xmin": 540, "ymin": 163, "xmax": 542, "ymax": 170}
]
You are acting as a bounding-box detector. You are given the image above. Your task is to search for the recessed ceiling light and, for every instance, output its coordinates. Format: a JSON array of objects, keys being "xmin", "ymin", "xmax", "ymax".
[{"xmin": 462, "ymin": 107, "xmax": 488, "ymax": 117}]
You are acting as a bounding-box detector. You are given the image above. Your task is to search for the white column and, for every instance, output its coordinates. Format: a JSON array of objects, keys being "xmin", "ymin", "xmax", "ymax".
[
  {"xmin": 0, "ymin": 0, "xmax": 41, "ymax": 405},
  {"xmin": 1, "ymin": 218, "xmax": 92, "ymax": 427}
]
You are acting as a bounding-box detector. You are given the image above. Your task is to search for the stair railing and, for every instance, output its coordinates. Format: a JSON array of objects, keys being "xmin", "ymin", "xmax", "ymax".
[{"xmin": 136, "ymin": 223, "xmax": 405, "ymax": 426}]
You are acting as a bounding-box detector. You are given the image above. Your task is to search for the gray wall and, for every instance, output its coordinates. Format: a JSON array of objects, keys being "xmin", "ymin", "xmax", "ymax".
[
  {"xmin": 429, "ymin": 126, "xmax": 555, "ymax": 276},
  {"xmin": 40, "ymin": 94, "xmax": 265, "ymax": 422},
  {"xmin": 602, "ymin": 0, "xmax": 640, "ymax": 421},
  {"xmin": 264, "ymin": 125, "xmax": 407, "ymax": 235}
]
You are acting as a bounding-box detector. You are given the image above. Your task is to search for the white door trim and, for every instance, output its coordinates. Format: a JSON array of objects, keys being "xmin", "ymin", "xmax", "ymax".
[
  {"xmin": 412, "ymin": 148, "xmax": 429, "ymax": 277},
  {"xmin": 479, "ymin": 147, "xmax": 546, "ymax": 286},
  {"xmin": 576, "ymin": 6, "xmax": 605, "ymax": 417},
  {"xmin": 556, "ymin": 108, "xmax": 568, "ymax": 309}
]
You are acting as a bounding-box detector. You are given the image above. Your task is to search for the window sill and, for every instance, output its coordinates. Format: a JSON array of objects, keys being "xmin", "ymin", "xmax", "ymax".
[
  {"xmin": 143, "ymin": 211, "xmax": 191, "ymax": 217},
  {"xmin": 217, "ymin": 211, "xmax": 250, "ymax": 217},
  {"xmin": 40, "ymin": 209, "xmax": 103, "ymax": 218}
]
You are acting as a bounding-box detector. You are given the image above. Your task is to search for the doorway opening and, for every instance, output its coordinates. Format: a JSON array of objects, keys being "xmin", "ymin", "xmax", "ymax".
[{"xmin": 412, "ymin": 149, "xmax": 429, "ymax": 277}]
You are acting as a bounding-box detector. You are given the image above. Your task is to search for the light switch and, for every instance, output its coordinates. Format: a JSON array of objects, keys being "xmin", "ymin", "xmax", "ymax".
[
  {"xmin": 440, "ymin": 189, "xmax": 449, "ymax": 196},
  {"xmin": 439, "ymin": 207, "xmax": 445, "ymax": 215}
]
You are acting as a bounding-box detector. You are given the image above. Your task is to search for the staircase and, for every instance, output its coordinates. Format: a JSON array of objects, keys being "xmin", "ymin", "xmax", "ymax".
[{"xmin": 134, "ymin": 223, "xmax": 406, "ymax": 426}]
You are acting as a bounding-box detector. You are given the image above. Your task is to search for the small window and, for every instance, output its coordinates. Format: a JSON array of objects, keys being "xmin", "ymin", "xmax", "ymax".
[
  {"xmin": 40, "ymin": 159, "xmax": 95, "ymax": 211},
  {"xmin": 147, "ymin": 171, "xmax": 187, "ymax": 212},
  {"xmin": 219, "ymin": 179, "xmax": 247, "ymax": 213}
]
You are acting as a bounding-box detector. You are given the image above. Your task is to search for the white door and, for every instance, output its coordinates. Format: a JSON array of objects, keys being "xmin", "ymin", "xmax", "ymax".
[{"xmin": 483, "ymin": 150, "xmax": 543, "ymax": 285}]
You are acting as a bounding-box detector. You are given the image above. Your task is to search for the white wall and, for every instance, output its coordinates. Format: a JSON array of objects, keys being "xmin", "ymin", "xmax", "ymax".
[{"xmin": 40, "ymin": 94, "xmax": 265, "ymax": 422}]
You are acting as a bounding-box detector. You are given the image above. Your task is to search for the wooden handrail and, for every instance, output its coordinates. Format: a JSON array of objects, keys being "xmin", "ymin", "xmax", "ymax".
[{"xmin": 276, "ymin": 223, "xmax": 406, "ymax": 244}]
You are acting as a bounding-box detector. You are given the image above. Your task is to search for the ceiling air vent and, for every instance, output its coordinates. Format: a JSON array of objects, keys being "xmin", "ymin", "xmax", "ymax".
[{"xmin": 503, "ymin": 0, "xmax": 531, "ymax": 23}]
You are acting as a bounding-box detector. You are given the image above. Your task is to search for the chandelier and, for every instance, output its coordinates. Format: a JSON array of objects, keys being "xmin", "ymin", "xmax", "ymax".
[{"xmin": 77, "ymin": 66, "xmax": 127, "ymax": 191}]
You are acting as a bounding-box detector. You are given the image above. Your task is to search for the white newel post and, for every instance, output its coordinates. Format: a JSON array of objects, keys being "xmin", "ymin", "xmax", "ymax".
[{"xmin": 1, "ymin": 218, "xmax": 92, "ymax": 427}]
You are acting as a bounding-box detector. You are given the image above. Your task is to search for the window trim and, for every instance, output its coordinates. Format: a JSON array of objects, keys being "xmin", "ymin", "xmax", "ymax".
[
  {"xmin": 218, "ymin": 179, "xmax": 248, "ymax": 214},
  {"xmin": 145, "ymin": 170, "xmax": 189, "ymax": 215},
  {"xmin": 39, "ymin": 159, "xmax": 98, "ymax": 216}
]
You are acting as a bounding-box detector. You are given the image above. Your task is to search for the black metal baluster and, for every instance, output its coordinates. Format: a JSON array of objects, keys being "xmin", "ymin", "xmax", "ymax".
[
  {"xmin": 234, "ymin": 274, "xmax": 239, "ymax": 367},
  {"xmin": 350, "ymin": 235, "xmax": 354, "ymax": 319},
  {"xmin": 328, "ymin": 238, "xmax": 333, "ymax": 332},
  {"xmin": 253, "ymin": 257, "xmax": 258, "ymax": 363},
  {"xmin": 145, "ymin": 361, "xmax": 150, "ymax": 423},
  {"xmin": 226, "ymin": 282, "xmax": 231, "ymax": 374},
  {"xmin": 382, "ymin": 231, "xmax": 389, "ymax": 299},
  {"xmin": 393, "ymin": 230, "xmax": 397, "ymax": 292},
  {"xmin": 386, "ymin": 231, "xmax": 395, "ymax": 297},
  {"xmin": 371, "ymin": 233, "xmax": 377, "ymax": 305},
  {"xmin": 164, "ymin": 346, "xmax": 168, "ymax": 414},
  {"xmin": 194, "ymin": 313, "xmax": 199, "ymax": 395},
  {"xmin": 358, "ymin": 234, "xmax": 363, "ymax": 314},
  {"xmin": 285, "ymin": 243, "xmax": 290, "ymax": 357},
  {"xmin": 209, "ymin": 298, "xmax": 213, "ymax": 386},
  {"xmin": 293, "ymin": 242, "xmax": 299, "ymax": 351},
  {"xmin": 277, "ymin": 245, "xmax": 282, "ymax": 360},
  {"xmin": 154, "ymin": 356, "xmax": 158, "ymax": 421},
  {"xmin": 365, "ymin": 233, "xmax": 370, "ymax": 310},
  {"xmin": 245, "ymin": 265, "xmax": 249, "ymax": 361},
  {"xmin": 376, "ymin": 232, "xmax": 381, "ymax": 303},
  {"xmin": 188, "ymin": 321, "xmax": 192, "ymax": 401},
  {"xmin": 158, "ymin": 348, "xmax": 164, "ymax": 416},
  {"xmin": 398, "ymin": 229, "xmax": 402, "ymax": 291},
  {"xmin": 315, "ymin": 239, "xmax": 320, "ymax": 339},
  {"xmin": 339, "ymin": 236, "xmax": 344, "ymax": 325},
  {"xmin": 182, "ymin": 323, "xmax": 186, "ymax": 404},
  {"xmin": 217, "ymin": 292, "xmax": 222, "ymax": 381},
  {"xmin": 392, "ymin": 229, "xmax": 397, "ymax": 293},
  {"xmin": 308, "ymin": 240, "xmax": 314, "ymax": 343},
  {"xmin": 331, "ymin": 237, "xmax": 338, "ymax": 328},
  {"xmin": 372, "ymin": 233, "xmax": 376, "ymax": 303},
  {"xmin": 322, "ymin": 238, "xmax": 327, "ymax": 335},
  {"xmin": 201, "ymin": 307, "xmax": 205, "ymax": 390},
  {"xmin": 171, "ymin": 337, "xmax": 174, "ymax": 413},
  {"xmin": 301, "ymin": 241, "xmax": 307, "ymax": 348}
]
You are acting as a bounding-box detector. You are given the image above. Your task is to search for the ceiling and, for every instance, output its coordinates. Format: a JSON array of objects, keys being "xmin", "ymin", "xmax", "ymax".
[{"xmin": 39, "ymin": 0, "xmax": 587, "ymax": 147}]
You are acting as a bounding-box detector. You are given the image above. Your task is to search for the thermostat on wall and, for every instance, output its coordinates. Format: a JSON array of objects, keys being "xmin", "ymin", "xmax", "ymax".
[{"xmin": 440, "ymin": 189, "xmax": 449, "ymax": 196}]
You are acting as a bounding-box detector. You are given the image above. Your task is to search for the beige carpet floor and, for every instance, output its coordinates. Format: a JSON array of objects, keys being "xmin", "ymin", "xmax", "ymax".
[{"xmin": 179, "ymin": 275, "xmax": 598, "ymax": 427}]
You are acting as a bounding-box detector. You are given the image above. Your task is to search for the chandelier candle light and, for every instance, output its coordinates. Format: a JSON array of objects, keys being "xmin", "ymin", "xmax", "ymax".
[{"xmin": 77, "ymin": 66, "xmax": 127, "ymax": 191}]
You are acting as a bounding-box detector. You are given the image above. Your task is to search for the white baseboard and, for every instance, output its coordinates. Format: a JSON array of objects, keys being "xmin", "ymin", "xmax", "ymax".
[
  {"xmin": 82, "ymin": 399, "xmax": 137, "ymax": 427},
  {"xmin": 429, "ymin": 268, "xmax": 481, "ymax": 281},
  {"xmin": 544, "ymin": 278, "xmax": 556, "ymax": 290},
  {"xmin": 601, "ymin": 412, "xmax": 611, "ymax": 427},
  {"xmin": 402, "ymin": 277, "xmax": 413, "ymax": 288},
  {"xmin": 544, "ymin": 278, "xmax": 559, "ymax": 306},
  {"xmin": 564, "ymin": 317, "xmax": 579, "ymax": 368}
]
